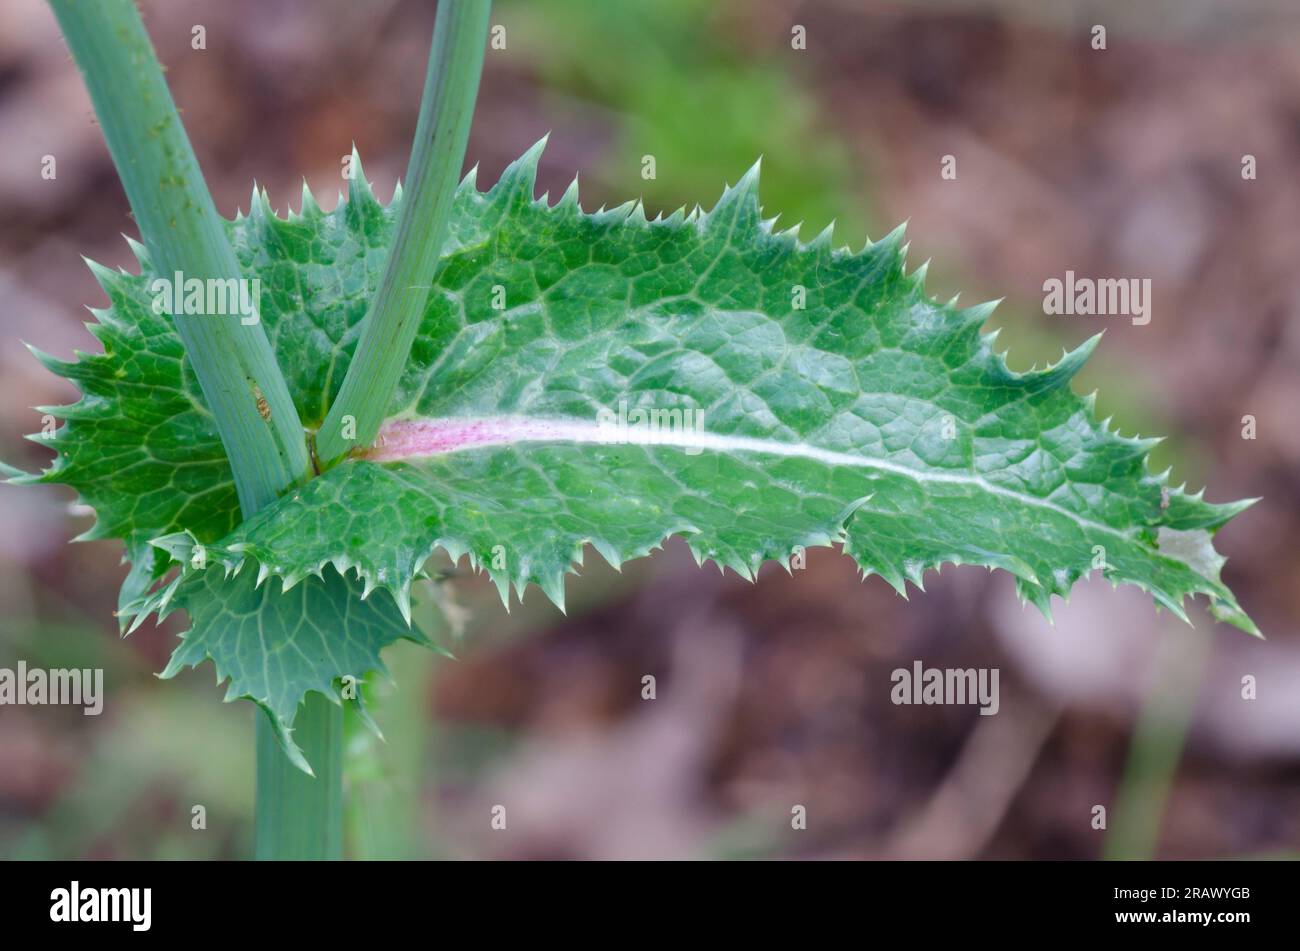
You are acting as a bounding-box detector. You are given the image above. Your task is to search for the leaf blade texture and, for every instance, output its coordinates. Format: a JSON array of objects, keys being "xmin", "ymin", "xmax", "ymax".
[{"xmin": 12, "ymin": 139, "xmax": 1259, "ymax": 755}]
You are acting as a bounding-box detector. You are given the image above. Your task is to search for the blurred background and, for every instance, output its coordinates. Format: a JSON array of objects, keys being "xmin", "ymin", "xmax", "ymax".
[{"xmin": 2, "ymin": 0, "xmax": 1299, "ymax": 860}]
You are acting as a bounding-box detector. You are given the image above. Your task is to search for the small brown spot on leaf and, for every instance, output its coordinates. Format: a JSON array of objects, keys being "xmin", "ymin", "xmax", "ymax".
[{"xmin": 253, "ymin": 384, "xmax": 271, "ymax": 421}]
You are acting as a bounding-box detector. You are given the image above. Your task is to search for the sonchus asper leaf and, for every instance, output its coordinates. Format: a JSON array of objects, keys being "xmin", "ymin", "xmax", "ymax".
[
  {"xmin": 169, "ymin": 140, "xmax": 1255, "ymax": 633},
  {"xmin": 124, "ymin": 532, "xmax": 426, "ymax": 773},
  {"xmin": 10, "ymin": 139, "xmax": 1259, "ymax": 764}
]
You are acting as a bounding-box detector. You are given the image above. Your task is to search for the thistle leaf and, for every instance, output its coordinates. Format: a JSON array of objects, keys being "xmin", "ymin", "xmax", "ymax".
[
  {"xmin": 205, "ymin": 141, "xmax": 1255, "ymax": 633},
  {"xmin": 122, "ymin": 536, "xmax": 425, "ymax": 771},
  {"xmin": 13, "ymin": 139, "xmax": 1260, "ymax": 751}
]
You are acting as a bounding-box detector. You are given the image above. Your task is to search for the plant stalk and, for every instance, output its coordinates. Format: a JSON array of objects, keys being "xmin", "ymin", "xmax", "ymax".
[
  {"xmin": 1103, "ymin": 624, "xmax": 1210, "ymax": 860},
  {"xmin": 315, "ymin": 0, "xmax": 491, "ymax": 467},
  {"xmin": 49, "ymin": 0, "xmax": 333, "ymax": 859},
  {"xmin": 49, "ymin": 0, "xmax": 311, "ymax": 514},
  {"xmin": 255, "ymin": 693, "xmax": 343, "ymax": 860}
]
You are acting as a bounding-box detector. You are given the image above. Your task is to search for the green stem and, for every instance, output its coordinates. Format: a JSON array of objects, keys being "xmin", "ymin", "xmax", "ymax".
[
  {"xmin": 315, "ymin": 0, "xmax": 491, "ymax": 467},
  {"xmin": 49, "ymin": 0, "xmax": 328, "ymax": 859},
  {"xmin": 344, "ymin": 643, "xmax": 433, "ymax": 859},
  {"xmin": 48, "ymin": 0, "xmax": 310, "ymax": 514},
  {"xmin": 1103, "ymin": 624, "xmax": 1210, "ymax": 860},
  {"xmin": 255, "ymin": 693, "xmax": 342, "ymax": 860}
]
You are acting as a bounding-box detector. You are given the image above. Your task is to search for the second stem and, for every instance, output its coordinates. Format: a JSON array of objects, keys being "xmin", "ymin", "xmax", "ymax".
[{"xmin": 315, "ymin": 0, "xmax": 491, "ymax": 467}]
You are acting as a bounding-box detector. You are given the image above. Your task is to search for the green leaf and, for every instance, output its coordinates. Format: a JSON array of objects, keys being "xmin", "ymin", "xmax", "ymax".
[
  {"xmin": 15, "ymin": 248, "xmax": 240, "ymax": 566},
  {"xmin": 124, "ymin": 534, "xmax": 426, "ymax": 772},
  {"xmin": 17, "ymin": 137, "xmax": 1260, "ymax": 728},
  {"xmin": 138, "ymin": 142, "xmax": 1260, "ymax": 635},
  {"xmin": 9, "ymin": 173, "xmax": 394, "ymax": 621}
]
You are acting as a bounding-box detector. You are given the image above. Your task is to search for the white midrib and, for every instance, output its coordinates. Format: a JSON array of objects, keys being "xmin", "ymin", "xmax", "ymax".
[{"xmin": 368, "ymin": 415, "xmax": 1139, "ymax": 545}]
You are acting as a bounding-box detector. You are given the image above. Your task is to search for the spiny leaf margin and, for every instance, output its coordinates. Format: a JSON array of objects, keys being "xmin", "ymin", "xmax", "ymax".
[
  {"xmin": 121, "ymin": 533, "xmax": 431, "ymax": 772},
  {"xmin": 120, "ymin": 139, "xmax": 1258, "ymax": 636}
]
